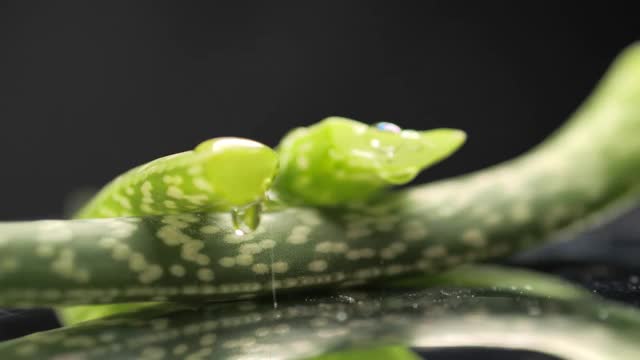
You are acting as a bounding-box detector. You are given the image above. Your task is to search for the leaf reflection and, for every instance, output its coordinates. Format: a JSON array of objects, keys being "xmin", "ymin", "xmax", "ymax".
[{"xmin": 2, "ymin": 266, "xmax": 640, "ymax": 360}]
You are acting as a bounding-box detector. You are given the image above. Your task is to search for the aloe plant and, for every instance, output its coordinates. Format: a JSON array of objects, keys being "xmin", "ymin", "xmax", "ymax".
[
  {"xmin": 1, "ymin": 43, "xmax": 640, "ymax": 359},
  {"xmin": 3, "ymin": 266, "xmax": 640, "ymax": 359}
]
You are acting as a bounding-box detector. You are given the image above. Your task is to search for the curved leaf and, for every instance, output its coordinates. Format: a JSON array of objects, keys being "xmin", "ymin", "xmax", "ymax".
[{"xmin": 1, "ymin": 285, "xmax": 640, "ymax": 359}]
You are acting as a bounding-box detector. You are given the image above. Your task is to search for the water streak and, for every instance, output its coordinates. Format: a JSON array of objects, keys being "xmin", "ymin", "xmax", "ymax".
[{"xmin": 270, "ymin": 247, "xmax": 278, "ymax": 309}]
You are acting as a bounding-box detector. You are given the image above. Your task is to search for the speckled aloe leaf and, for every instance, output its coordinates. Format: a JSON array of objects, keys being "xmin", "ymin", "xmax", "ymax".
[
  {"xmin": 2, "ymin": 275, "xmax": 640, "ymax": 360},
  {"xmin": 75, "ymin": 137, "xmax": 280, "ymax": 219}
]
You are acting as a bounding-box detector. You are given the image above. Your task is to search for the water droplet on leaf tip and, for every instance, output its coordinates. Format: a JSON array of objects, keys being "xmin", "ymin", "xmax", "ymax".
[{"xmin": 373, "ymin": 122, "xmax": 402, "ymax": 133}]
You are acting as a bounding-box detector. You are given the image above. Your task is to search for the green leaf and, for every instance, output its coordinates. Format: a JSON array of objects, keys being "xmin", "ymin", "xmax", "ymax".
[
  {"xmin": 2, "ymin": 284, "xmax": 640, "ymax": 359},
  {"xmin": 390, "ymin": 264, "xmax": 592, "ymax": 301},
  {"xmin": 76, "ymin": 137, "xmax": 279, "ymax": 218}
]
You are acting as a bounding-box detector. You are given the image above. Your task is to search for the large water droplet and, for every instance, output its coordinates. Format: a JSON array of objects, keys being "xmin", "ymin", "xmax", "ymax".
[
  {"xmin": 230, "ymin": 201, "xmax": 263, "ymax": 234},
  {"xmin": 243, "ymin": 202, "xmax": 262, "ymax": 230}
]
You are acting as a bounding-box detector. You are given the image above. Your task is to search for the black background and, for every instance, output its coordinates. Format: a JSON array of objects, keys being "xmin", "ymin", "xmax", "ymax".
[
  {"xmin": 1, "ymin": 2, "xmax": 639, "ymax": 358},
  {"xmin": 1, "ymin": 1, "xmax": 638, "ymax": 220}
]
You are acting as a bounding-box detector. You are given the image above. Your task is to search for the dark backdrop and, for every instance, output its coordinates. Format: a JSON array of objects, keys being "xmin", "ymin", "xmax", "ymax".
[{"xmin": 0, "ymin": 1, "xmax": 638, "ymax": 220}]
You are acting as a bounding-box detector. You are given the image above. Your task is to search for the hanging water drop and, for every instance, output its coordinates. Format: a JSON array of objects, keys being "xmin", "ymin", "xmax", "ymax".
[
  {"xmin": 242, "ymin": 202, "xmax": 262, "ymax": 230},
  {"xmin": 230, "ymin": 201, "xmax": 263, "ymax": 235},
  {"xmin": 231, "ymin": 208, "xmax": 243, "ymax": 233}
]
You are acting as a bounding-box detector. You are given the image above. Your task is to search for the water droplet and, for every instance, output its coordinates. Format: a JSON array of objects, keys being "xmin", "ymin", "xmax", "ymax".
[
  {"xmin": 335, "ymin": 311, "xmax": 348, "ymax": 321},
  {"xmin": 230, "ymin": 201, "xmax": 263, "ymax": 234},
  {"xmin": 231, "ymin": 208, "xmax": 243, "ymax": 232},
  {"xmin": 243, "ymin": 202, "xmax": 262, "ymax": 230},
  {"xmin": 373, "ymin": 122, "xmax": 402, "ymax": 133}
]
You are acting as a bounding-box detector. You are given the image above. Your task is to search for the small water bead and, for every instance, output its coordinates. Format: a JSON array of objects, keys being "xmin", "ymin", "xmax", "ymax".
[{"xmin": 373, "ymin": 122, "xmax": 402, "ymax": 134}]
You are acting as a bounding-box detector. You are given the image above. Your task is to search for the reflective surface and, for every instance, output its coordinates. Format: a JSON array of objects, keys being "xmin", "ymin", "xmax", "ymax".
[{"xmin": 2, "ymin": 274, "xmax": 640, "ymax": 359}]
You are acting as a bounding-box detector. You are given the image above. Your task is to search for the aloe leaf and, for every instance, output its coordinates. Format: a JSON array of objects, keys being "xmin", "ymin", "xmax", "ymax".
[
  {"xmin": 389, "ymin": 264, "xmax": 593, "ymax": 301},
  {"xmin": 2, "ymin": 282, "xmax": 640, "ymax": 359}
]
